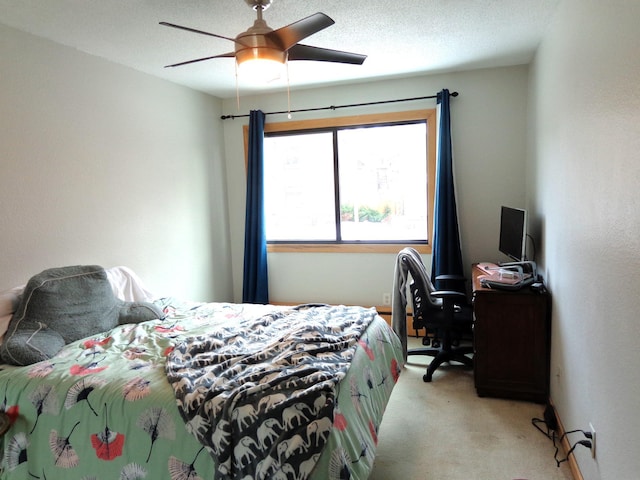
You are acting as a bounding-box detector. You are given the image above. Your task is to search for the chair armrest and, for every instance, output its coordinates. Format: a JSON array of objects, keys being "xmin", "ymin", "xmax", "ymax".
[
  {"xmin": 431, "ymin": 290, "xmax": 467, "ymax": 301},
  {"xmin": 435, "ymin": 274, "xmax": 465, "ymax": 283}
]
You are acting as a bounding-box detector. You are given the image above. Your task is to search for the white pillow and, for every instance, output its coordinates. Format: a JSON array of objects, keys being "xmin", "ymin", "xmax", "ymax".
[
  {"xmin": 0, "ymin": 286, "xmax": 25, "ymax": 339},
  {"xmin": 105, "ymin": 266, "xmax": 156, "ymax": 302}
]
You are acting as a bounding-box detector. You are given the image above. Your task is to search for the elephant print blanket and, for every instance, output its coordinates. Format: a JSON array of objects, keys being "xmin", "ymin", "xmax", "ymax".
[{"xmin": 165, "ymin": 304, "xmax": 377, "ymax": 480}]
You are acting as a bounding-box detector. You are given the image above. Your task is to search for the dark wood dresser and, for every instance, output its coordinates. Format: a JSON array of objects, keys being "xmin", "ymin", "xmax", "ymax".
[{"xmin": 472, "ymin": 264, "xmax": 551, "ymax": 403}]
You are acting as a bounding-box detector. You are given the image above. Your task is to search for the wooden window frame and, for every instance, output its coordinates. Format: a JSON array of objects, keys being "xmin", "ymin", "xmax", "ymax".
[{"xmin": 243, "ymin": 109, "xmax": 436, "ymax": 253}]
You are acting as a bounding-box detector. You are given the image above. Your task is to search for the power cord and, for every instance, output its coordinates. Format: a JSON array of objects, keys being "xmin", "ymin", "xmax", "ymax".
[
  {"xmin": 531, "ymin": 403, "xmax": 557, "ymax": 439},
  {"xmin": 556, "ymin": 438, "xmax": 592, "ymax": 467},
  {"xmin": 532, "ymin": 407, "xmax": 593, "ymax": 467}
]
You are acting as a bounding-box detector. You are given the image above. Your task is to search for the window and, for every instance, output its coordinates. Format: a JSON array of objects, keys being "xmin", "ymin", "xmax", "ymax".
[{"xmin": 245, "ymin": 110, "xmax": 436, "ymax": 253}]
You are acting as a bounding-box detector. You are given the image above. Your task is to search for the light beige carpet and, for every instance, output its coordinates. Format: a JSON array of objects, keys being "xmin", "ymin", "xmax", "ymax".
[{"xmin": 369, "ymin": 338, "xmax": 574, "ymax": 480}]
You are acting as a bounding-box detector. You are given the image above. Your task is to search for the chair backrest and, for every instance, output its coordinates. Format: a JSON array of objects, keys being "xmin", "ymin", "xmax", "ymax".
[{"xmin": 397, "ymin": 248, "xmax": 443, "ymax": 326}]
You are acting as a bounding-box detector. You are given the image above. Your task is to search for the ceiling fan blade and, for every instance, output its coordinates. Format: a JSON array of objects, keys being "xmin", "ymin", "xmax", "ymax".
[
  {"xmin": 164, "ymin": 52, "xmax": 235, "ymax": 68},
  {"xmin": 159, "ymin": 22, "xmax": 247, "ymax": 45},
  {"xmin": 267, "ymin": 12, "xmax": 334, "ymax": 50},
  {"xmin": 287, "ymin": 44, "xmax": 367, "ymax": 65}
]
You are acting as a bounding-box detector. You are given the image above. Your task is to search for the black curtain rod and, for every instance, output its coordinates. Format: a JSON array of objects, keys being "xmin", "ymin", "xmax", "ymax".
[{"xmin": 220, "ymin": 91, "xmax": 458, "ymax": 120}]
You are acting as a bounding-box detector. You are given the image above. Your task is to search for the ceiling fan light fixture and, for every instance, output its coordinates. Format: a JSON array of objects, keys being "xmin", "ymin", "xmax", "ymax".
[
  {"xmin": 236, "ymin": 47, "xmax": 286, "ymax": 82},
  {"xmin": 236, "ymin": 46, "xmax": 286, "ymax": 65}
]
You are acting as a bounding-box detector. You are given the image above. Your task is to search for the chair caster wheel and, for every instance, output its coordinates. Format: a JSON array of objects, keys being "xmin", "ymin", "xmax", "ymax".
[
  {"xmin": 423, "ymin": 373, "xmax": 432, "ymax": 382},
  {"xmin": 421, "ymin": 337, "xmax": 431, "ymax": 346}
]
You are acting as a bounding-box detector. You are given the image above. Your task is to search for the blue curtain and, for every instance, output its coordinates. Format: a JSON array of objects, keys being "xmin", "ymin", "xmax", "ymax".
[
  {"xmin": 430, "ymin": 89, "xmax": 465, "ymax": 293},
  {"xmin": 242, "ymin": 110, "xmax": 269, "ymax": 303}
]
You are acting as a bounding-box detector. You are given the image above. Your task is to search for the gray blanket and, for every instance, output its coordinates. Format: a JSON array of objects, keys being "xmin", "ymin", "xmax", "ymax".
[{"xmin": 391, "ymin": 248, "xmax": 442, "ymax": 359}]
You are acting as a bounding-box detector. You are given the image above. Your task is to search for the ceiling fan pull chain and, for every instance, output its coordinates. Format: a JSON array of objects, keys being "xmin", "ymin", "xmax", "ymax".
[
  {"xmin": 286, "ymin": 55, "xmax": 291, "ymax": 119},
  {"xmin": 235, "ymin": 61, "xmax": 241, "ymax": 111}
]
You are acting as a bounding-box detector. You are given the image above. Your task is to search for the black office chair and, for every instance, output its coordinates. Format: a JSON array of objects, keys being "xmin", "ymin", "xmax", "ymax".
[{"xmin": 398, "ymin": 248, "xmax": 474, "ymax": 382}]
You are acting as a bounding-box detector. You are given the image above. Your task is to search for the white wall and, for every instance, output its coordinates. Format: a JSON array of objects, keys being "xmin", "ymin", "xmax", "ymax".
[
  {"xmin": 0, "ymin": 24, "xmax": 232, "ymax": 302},
  {"xmin": 222, "ymin": 66, "xmax": 530, "ymax": 305},
  {"xmin": 530, "ymin": 1, "xmax": 640, "ymax": 478}
]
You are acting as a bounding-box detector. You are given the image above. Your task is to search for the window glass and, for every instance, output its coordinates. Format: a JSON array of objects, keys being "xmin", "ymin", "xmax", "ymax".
[
  {"xmin": 337, "ymin": 123, "xmax": 427, "ymax": 241},
  {"xmin": 264, "ymin": 132, "xmax": 336, "ymax": 241},
  {"xmin": 264, "ymin": 121, "xmax": 428, "ymax": 243}
]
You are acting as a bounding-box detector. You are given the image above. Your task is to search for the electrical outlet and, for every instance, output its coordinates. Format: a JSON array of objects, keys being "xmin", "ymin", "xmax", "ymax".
[
  {"xmin": 382, "ymin": 293, "xmax": 391, "ymax": 305},
  {"xmin": 589, "ymin": 422, "xmax": 596, "ymax": 458}
]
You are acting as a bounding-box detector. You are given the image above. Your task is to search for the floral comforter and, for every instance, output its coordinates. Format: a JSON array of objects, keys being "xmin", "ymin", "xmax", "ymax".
[{"xmin": 0, "ymin": 299, "xmax": 403, "ymax": 480}]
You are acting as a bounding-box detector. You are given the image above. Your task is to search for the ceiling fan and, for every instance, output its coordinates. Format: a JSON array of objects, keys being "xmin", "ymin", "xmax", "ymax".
[{"xmin": 160, "ymin": 0, "xmax": 367, "ymax": 69}]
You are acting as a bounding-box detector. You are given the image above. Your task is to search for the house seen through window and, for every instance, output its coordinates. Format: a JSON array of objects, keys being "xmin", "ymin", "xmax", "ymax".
[{"xmin": 255, "ymin": 110, "xmax": 436, "ymax": 253}]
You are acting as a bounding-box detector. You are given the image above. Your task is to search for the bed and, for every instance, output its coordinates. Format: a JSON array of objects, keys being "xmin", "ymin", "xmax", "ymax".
[{"xmin": 0, "ymin": 266, "xmax": 404, "ymax": 480}]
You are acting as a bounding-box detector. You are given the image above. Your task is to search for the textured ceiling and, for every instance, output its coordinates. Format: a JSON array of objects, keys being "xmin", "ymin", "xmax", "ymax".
[{"xmin": 0, "ymin": 0, "xmax": 561, "ymax": 99}]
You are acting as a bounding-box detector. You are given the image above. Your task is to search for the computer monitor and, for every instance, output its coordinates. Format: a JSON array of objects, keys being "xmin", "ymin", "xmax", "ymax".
[{"xmin": 499, "ymin": 206, "xmax": 527, "ymax": 261}]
